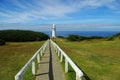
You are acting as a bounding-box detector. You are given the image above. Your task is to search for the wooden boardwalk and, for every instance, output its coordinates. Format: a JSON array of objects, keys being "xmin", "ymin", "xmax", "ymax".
[
  {"xmin": 35, "ymin": 42, "xmax": 65, "ymax": 80},
  {"xmin": 15, "ymin": 40, "xmax": 84, "ymax": 80}
]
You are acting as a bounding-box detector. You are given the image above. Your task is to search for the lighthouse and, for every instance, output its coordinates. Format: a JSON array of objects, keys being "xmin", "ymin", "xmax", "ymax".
[{"xmin": 52, "ymin": 24, "xmax": 56, "ymax": 38}]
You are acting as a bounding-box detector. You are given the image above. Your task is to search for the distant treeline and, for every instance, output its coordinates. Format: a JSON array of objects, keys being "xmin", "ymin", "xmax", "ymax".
[
  {"xmin": 58, "ymin": 32, "xmax": 120, "ymax": 41},
  {"xmin": 0, "ymin": 30, "xmax": 49, "ymax": 43},
  {"xmin": 67, "ymin": 35, "xmax": 103, "ymax": 41},
  {"xmin": 0, "ymin": 39, "xmax": 5, "ymax": 45}
]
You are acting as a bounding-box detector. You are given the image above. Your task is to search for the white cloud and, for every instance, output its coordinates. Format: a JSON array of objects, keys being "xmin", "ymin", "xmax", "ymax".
[{"xmin": 0, "ymin": 0, "xmax": 120, "ymax": 24}]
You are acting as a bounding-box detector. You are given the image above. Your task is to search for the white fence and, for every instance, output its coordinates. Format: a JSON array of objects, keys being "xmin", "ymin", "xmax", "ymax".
[
  {"xmin": 15, "ymin": 40, "xmax": 49, "ymax": 80},
  {"xmin": 50, "ymin": 39, "xmax": 84, "ymax": 80},
  {"xmin": 15, "ymin": 39, "xmax": 84, "ymax": 80}
]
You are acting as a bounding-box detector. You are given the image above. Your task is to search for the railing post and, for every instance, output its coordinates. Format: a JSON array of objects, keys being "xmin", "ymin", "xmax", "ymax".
[
  {"xmin": 55, "ymin": 47, "xmax": 57, "ymax": 53},
  {"xmin": 58, "ymin": 50, "xmax": 60, "ymax": 56},
  {"xmin": 15, "ymin": 75, "xmax": 20, "ymax": 80},
  {"xmin": 32, "ymin": 61, "xmax": 35, "ymax": 75},
  {"xmin": 60, "ymin": 52, "xmax": 63, "ymax": 62},
  {"xmin": 65, "ymin": 58, "xmax": 68, "ymax": 73},
  {"xmin": 37, "ymin": 54, "xmax": 40, "ymax": 63},
  {"xmin": 40, "ymin": 50, "xmax": 43, "ymax": 56},
  {"xmin": 76, "ymin": 74, "xmax": 82, "ymax": 80},
  {"xmin": 14, "ymin": 40, "xmax": 49, "ymax": 80},
  {"xmin": 42, "ymin": 48, "xmax": 44, "ymax": 54},
  {"xmin": 43, "ymin": 48, "xmax": 45, "ymax": 53},
  {"xmin": 42, "ymin": 48, "xmax": 45, "ymax": 55},
  {"xmin": 50, "ymin": 39, "xmax": 84, "ymax": 79}
]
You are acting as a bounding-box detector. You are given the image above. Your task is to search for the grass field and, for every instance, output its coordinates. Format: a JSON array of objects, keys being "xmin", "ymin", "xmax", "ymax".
[
  {"xmin": 53, "ymin": 38, "xmax": 120, "ymax": 80},
  {"xmin": 0, "ymin": 41, "xmax": 44, "ymax": 80}
]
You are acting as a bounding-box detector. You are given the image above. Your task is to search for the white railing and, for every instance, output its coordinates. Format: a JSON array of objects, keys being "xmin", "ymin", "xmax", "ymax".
[
  {"xmin": 15, "ymin": 40, "xmax": 49, "ymax": 80},
  {"xmin": 50, "ymin": 39, "xmax": 84, "ymax": 80}
]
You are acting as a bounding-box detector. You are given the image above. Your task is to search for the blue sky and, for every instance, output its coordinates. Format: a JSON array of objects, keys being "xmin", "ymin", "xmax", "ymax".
[{"xmin": 0, "ymin": 0, "xmax": 120, "ymax": 31}]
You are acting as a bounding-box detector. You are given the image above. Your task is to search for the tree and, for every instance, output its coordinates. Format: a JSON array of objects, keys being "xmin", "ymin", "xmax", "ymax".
[
  {"xmin": 0, "ymin": 39, "xmax": 5, "ymax": 46},
  {"xmin": 0, "ymin": 30, "xmax": 49, "ymax": 42}
]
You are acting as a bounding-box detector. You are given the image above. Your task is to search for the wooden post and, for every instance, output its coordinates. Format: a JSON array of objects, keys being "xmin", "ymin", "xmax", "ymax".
[
  {"xmin": 58, "ymin": 50, "xmax": 60, "ymax": 56},
  {"xmin": 37, "ymin": 54, "xmax": 40, "ymax": 63},
  {"xmin": 15, "ymin": 75, "xmax": 20, "ymax": 80},
  {"xmin": 40, "ymin": 50, "xmax": 43, "ymax": 56},
  {"xmin": 60, "ymin": 53, "xmax": 63, "ymax": 62},
  {"xmin": 65, "ymin": 58, "xmax": 68, "ymax": 73},
  {"xmin": 32, "ymin": 61, "xmax": 35, "ymax": 75},
  {"xmin": 76, "ymin": 74, "xmax": 82, "ymax": 80},
  {"xmin": 42, "ymin": 47, "xmax": 44, "ymax": 53},
  {"xmin": 55, "ymin": 47, "xmax": 57, "ymax": 53},
  {"xmin": 43, "ymin": 47, "xmax": 45, "ymax": 53}
]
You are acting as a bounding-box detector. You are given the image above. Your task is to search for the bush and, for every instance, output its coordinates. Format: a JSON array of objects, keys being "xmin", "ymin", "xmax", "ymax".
[
  {"xmin": 67, "ymin": 34, "xmax": 86, "ymax": 41},
  {"xmin": 88, "ymin": 36, "xmax": 103, "ymax": 39},
  {"xmin": 67, "ymin": 34, "xmax": 80, "ymax": 41},
  {"xmin": 105, "ymin": 36, "xmax": 114, "ymax": 41},
  {"xmin": 67, "ymin": 34, "xmax": 104, "ymax": 41},
  {"xmin": 114, "ymin": 33, "xmax": 120, "ymax": 37},
  {"xmin": 114, "ymin": 33, "xmax": 120, "ymax": 39},
  {"xmin": 0, "ymin": 39, "xmax": 5, "ymax": 45},
  {"xmin": 57, "ymin": 36, "xmax": 65, "ymax": 39},
  {"xmin": 79, "ymin": 36, "xmax": 87, "ymax": 40},
  {"xmin": 0, "ymin": 30, "xmax": 49, "ymax": 42}
]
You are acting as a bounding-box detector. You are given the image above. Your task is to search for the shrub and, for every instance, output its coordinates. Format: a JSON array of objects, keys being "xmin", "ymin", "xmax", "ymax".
[
  {"xmin": 67, "ymin": 34, "xmax": 104, "ymax": 41},
  {"xmin": 88, "ymin": 36, "xmax": 104, "ymax": 39},
  {"xmin": 67, "ymin": 34, "xmax": 80, "ymax": 41},
  {"xmin": 0, "ymin": 30, "xmax": 49, "ymax": 42},
  {"xmin": 105, "ymin": 36, "xmax": 114, "ymax": 41},
  {"xmin": 79, "ymin": 36, "xmax": 87, "ymax": 40},
  {"xmin": 0, "ymin": 39, "xmax": 5, "ymax": 45},
  {"xmin": 67, "ymin": 34, "xmax": 86, "ymax": 41},
  {"xmin": 57, "ymin": 36, "xmax": 65, "ymax": 39},
  {"xmin": 114, "ymin": 33, "xmax": 120, "ymax": 39},
  {"xmin": 114, "ymin": 33, "xmax": 120, "ymax": 37}
]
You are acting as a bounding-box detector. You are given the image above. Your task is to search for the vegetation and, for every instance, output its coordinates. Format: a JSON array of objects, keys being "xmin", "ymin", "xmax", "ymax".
[
  {"xmin": 105, "ymin": 32, "xmax": 120, "ymax": 41},
  {"xmin": 0, "ymin": 41, "xmax": 44, "ymax": 80},
  {"xmin": 88, "ymin": 36, "xmax": 103, "ymax": 39},
  {"xmin": 114, "ymin": 32, "xmax": 120, "ymax": 39},
  {"xmin": 67, "ymin": 34, "xmax": 103, "ymax": 41},
  {"xmin": 53, "ymin": 38, "xmax": 120, "ymax": 80},
  {"xmin": 0, "ymin": 39, "xmax": 5, "ymax": 45},
  {"xmin": 67, "ymin": 32, "xmax": 120, "ymax": 41},
  {"xmin": 0, "ymin": 30, "xmax": 49, "ymax": 42},
  {"xmin": 105, "ymin": 36, "xmax": 114, "ymax": 41},
  {"xmin": 67, "ymin": 34, "xmax": 81, "ymax": 41},
  {"xmin": 57, "ymin": 36, "xmax": 65, "ymax": 39}
]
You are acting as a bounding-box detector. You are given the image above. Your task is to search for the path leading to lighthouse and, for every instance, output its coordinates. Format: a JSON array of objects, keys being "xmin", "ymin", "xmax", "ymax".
[{"xmin": 35, "ymin": 41, "xmax": 65, "ymax": 80}]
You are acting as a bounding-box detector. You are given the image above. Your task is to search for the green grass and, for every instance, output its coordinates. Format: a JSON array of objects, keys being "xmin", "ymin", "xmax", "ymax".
[
  {"xmin": 53, "ymin": 38, "xmax": 120, "ymax": 80},
  {"xmin": 0, "ymin": 41, "xmax": 44, "ymax": 80},
  {"xmin": 54, "ymin": 51, "xmax": 76, "ymax": 80},
  {"xmin": 59, "ymin": 54, "xmax": 76, "ymax": 80},
  {"xmin": 22, "ymin": 58, "xmax": 38, "ymax": 80}
]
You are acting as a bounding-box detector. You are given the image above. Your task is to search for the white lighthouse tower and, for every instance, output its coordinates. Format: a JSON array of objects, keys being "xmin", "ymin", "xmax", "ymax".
[{"xmin": 52, "ymin": 24, "xmax": 56, "ymax": 38}]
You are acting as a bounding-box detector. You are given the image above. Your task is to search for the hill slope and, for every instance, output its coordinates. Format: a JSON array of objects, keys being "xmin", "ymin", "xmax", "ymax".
[
  {"xmin": 53, "ymin": 38, "xmax": 120, "ymax": 80},
  {"xmin": 0, "ymin": 30, "xmax": 49, "ymax": 42}
]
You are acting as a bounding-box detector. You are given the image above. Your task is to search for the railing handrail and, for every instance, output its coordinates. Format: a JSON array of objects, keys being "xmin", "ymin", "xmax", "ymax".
[
  {"xmin": 15, "ymin": 39, "xmax": 83, "ymax": 80},
  {"xmin": 15, "ymin": 40, "xmax": 49, "ymax": 80},
  {"xmin": 50, "ymin": 39, "xmax": 83, "ymax": 79}
]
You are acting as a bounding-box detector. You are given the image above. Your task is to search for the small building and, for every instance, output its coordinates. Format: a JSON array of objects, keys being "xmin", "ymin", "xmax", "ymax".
[{"xmin": 52, "ymin": 24, "xmax": 56, "ymax": 38}]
